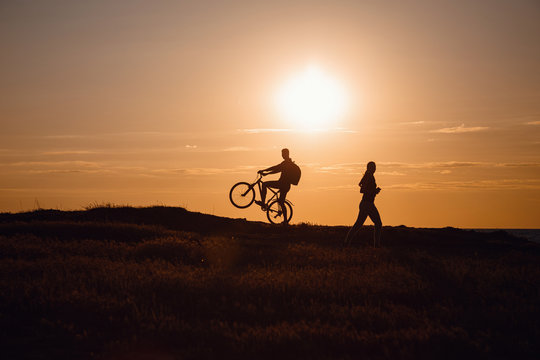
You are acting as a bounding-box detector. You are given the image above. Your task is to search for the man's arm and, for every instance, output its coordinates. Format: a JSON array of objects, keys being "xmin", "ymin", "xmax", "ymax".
[{"xmin": 258, "ymin": 162, "xmax": 283, "ymax": 175}]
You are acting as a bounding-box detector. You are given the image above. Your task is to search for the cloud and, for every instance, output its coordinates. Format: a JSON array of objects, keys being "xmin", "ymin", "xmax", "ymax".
[
  {"xmin": 382, "ymin": 161, "xmax": 540, "ymax": 169},
  {"xmin": 431, "ymin": 124, "xmax": 489, "ymax": 134},
  {"xmin": 310, "ymin": 161, "xmax": 490, "ymax": 175},
  {"xmin": 151, "ymin": 165, "xmax": 257, "ymax": 176},
  {"xmin": 41, "ymin": 150, "xmax": 99, "ymax": 155},
  {"xmin": 526, "ymin": 121, "xmax": 540, "ymax": 125},
  {"xmin": 184, "ymin": 146, "xmax": 272, "ymax": 153},
  {"xmin": 246, "ymin": 161, "xmax": 540, "ymax": 176},
  {"xmin": 496, "ymin": 162, "xmax": 540, "ymax": 168},
  {"xmin": 306, "ymin": 177, "xmax": 540, "ymax": 193},
  {"xmin": 2, "ymin": 161, "xmax": 150, "ymax": 176},
  {"xmin": 385, "ymin": 179, "xmax": 540, "ymax": 191},
  {"xmin": 398, "ymin": 121, "xmax": 425, "ymax": 125},
  {"xmin": 238, "ymin": 128, "xmax": 293, "ymax": 134},
  {"xmin": 40, "ymin": 135, "xmax": 92, "ymax": 139},
  {"xmin": 27, "ymin": 169, "xmax": 111, "ymax": 175},
  {"xmin": 331, "ymin": 128, "xmax": 358, "ymax": 133},
  {"xmin": 309, "ymin": 185, "xmax": 356, "ymax": 192},
  {"xmin": 314, "ymin": 163, "xmax": 363, "ymax": 174},
  {"xmin": 222, "ymin": 146, "xmax": 256, "ymax": 152},
  {"xmin": 6, "ymin": 160, "xmax": 101, "ymax": 168},
  {"xmin": 309, "ymin": 161, "xmax": 540, "ymax": 176},
  {"xmin": 24, "ymin": 131, "xmax": 220, "ymax": 142},
  {"xmin": 237, "ymin": 128, "xmax": 358, "ymax": 134},
  {"xmin": 185, "ymin": 145, "xmax": 198, "ymax": 149},
  {"xmin": 380, "ymin": 161, "xmax": 484, "ymax": 169},
  {"xmin": 2, "ymin": 158, "xmax": 261, "ymax": 178},
  {"xmin": 434, "ymin": 161, "xmax": 483, "ymax": 168}
]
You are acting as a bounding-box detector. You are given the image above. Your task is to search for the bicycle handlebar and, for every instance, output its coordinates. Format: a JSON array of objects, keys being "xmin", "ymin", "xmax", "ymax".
[{"xmin": 252, "ymin": 173, "xmax": 264, "ymax": 183}]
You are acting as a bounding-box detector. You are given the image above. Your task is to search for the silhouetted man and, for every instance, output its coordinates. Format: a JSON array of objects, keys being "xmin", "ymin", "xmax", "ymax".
[
  {"xmin": 345, "ymin": 161, "xmax": 382, "ymax": 247},
  {"xmin": 256, "ymin": 148, "xmax": 294, "ymax": 224}
]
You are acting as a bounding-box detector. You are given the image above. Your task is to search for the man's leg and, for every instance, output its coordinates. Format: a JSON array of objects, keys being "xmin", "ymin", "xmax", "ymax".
[
  {"xmin": 260, "ymin": 183, "xmax": 267, "ymax": 204},
  {"xmin": 345, "ymin": 202, "xmax": 369, "ymax": 244},
  {"xmin": 368, "ymin": 204, "xmax": 382, "ymax": 247},
  {"xmin": 257, "ymin": 180, "xmax": 280, "ymax": 208},
  {"xmin": 278, "ymin": 188, "xmax": 289, "ymax": 224}
]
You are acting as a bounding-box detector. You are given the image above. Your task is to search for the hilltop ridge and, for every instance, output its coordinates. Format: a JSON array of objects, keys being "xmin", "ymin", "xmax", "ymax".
[
  {"xmin": 0, "ymin": 205, "xmax": 533, "ymax": 251},
  {"xmin": 1, "ymin": 205, "xmax": 539, "ymax": 359}
]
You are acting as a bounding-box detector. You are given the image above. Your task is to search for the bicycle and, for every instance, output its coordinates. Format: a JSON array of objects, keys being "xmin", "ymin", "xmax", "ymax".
[{"xmin": 229, "ymin": 174, "xmax": 293, "ymax": 224}]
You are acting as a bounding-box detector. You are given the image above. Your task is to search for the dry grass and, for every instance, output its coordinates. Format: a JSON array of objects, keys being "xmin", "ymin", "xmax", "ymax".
[{"xmin": 0, "ymin": 207, "xmax": 539, "ymax": 359}]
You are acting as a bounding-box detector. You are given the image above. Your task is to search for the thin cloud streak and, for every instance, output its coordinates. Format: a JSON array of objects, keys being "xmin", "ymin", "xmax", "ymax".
[
  {"xmin": 41, "ymin": 150, "xmax": 100, "ymax": 155},
  {"xmin": 496, "ymin": 162, "xmax": 540, "ymax": 167},
  {"xmin": 313, "ymin": 161, "xmax": 486, "ymax": 174},
  {"xmin": 385, "ymin": 179, "xmax": 540, "ymax": 191},
  {"xmin": 238, "ymin": 128, "xmax": 293, "ymax": 134},
  {"xmin": 12, "ymin": 131, "xmax": 222, "ymax": 141},
  {"xmin": 222, "ymin": 146, "xmax": 261, "ymax": 152},
  {"xmin": 431, "ymin": 124, "xmax": 489, "ymax": 133},
  {"xmin": 314, "ymin": 163, "xmax": 363, "ymax": 174},
  {"xmin": 308, "ymin": 161, "xmax": 540, "ymax": 175},
  {"xmin": 378, "ymin": 171, "xmax": 406, "ymax": 176},
  {"xmin": 4, "ymin": 161, "xmax": 257, "ymax": 177},
  {"xmin": 26, "ymin": 169, "xmax": 112, "ymax": 175},
  {"xmin": 380, "ymin": 161, "xmax": 484, "ymax": 169},
  {"xmin": 6, "ymin": 160, "xmax": 101, "ymax": 168},
  {"xmin": 398, "ymin": 121, "xmax": 425, "ymax": 125},
  {"xmin": 7, "ymin": 160, "xmax": 537, "ymax": 176},
  {"xmin": 186, "ymin": 146, "xmax": 272, "ymax": 153},
  {"xmin": 151, "ymin": 166, "xmax": 257, "ymax": 176},
  {"xmin": 238, "ymin": 128, "xmax": 358, "ymax": 134}
]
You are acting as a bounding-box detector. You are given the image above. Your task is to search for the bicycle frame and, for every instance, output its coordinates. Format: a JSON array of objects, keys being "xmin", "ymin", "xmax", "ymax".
[
  {"xmin": 247, "ymin": 174, "xmax": 292, "ymax": 207},
  {"xmin": 230, "ymin": 173, "xmax": 294, "ymax": 223}
]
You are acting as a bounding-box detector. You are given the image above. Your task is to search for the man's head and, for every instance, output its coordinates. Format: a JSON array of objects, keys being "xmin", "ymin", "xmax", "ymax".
[
  {"xmin": 282, "ymin": 148, "xmax": 290, "ymax": 160},
  {"xmin": 367, "ymin": 161, "xmax": 376, "ymax": 173}
]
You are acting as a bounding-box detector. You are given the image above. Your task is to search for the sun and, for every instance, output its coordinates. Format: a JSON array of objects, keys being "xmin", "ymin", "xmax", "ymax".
[{"xmin": 275, "ymin": 65, "xmax": 348, "ymax": 130}]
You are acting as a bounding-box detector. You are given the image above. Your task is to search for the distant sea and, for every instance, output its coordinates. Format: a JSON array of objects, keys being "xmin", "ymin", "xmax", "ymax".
[{"xmin": 472, "ymin": 229, "xmax": 540, "ymax": 244}]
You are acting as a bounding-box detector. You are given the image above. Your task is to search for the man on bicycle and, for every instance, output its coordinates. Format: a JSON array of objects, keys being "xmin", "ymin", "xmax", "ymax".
[{"xmin": 256, "ymin": 148, "xmax": 294, "ymax": 224}]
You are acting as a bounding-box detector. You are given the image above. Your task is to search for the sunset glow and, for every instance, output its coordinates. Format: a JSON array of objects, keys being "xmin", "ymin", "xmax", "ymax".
[
  {"xmin": 0, "ymin": 1, "xmax": 539, "ymax": 228},
  {"xmin": 275, "ymin": 65, "xmax": 348, "ymax": 130}
]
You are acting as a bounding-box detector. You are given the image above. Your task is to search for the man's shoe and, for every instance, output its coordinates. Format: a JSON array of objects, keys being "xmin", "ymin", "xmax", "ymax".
[{"xmin": 254, "ymin": 200, "xmax": 266, "ymax": 211}]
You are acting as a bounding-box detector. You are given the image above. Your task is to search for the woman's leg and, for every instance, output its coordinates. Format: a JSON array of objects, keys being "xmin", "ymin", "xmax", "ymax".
[
  {"xmin": 345, "ymin": 202, "xmax": 369, "ymax": 244},
  {"xmin": 368, "ymin": 204, "xmax": 382, "ymax": 247}
]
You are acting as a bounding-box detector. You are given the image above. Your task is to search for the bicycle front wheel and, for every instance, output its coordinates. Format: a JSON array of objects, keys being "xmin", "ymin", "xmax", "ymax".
[
  {"xmin": 266, "ymin": 200, "xmax": 293, "ymax": 224},
  {"xmin": 229, "ymin": 182, "xmax": 255, "ymax": 209}
]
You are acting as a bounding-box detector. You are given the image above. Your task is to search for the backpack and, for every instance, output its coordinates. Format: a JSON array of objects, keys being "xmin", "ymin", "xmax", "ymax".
[{"xmin": 287, "ymin": 161, "xmax": 301, "ymax": 185}]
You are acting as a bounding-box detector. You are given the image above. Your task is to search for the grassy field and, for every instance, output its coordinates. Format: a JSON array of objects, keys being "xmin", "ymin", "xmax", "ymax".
[{"xmin": 1, "ymin": 206, "xmax": 539, "ymax": 359}]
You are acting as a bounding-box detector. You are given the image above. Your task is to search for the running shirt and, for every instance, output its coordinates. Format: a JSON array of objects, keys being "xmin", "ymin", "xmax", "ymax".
[{"xmin": 360, "ymin": 173, "xmax": 378, "ymax": 203}]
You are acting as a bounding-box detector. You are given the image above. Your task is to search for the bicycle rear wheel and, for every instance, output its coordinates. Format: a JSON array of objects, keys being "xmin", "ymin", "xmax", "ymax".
[
  {"xmin": 266, "ymin": 200, "xmax": 293, "ymax": 224},
  {"xmin": 229, "ymin": 182, "xmax": 255, "ymax": 208}
]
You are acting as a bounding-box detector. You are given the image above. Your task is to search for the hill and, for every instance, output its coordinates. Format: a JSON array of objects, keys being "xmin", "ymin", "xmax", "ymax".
[{"xmin": 1, "ymin": 206, "xmax": 539, "ymax": 359}]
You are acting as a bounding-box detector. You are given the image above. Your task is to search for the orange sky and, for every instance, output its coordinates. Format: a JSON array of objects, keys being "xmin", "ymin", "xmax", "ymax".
[{"xmin": 1, "ymin": 0, "xmax": 539, "ymax": 227}]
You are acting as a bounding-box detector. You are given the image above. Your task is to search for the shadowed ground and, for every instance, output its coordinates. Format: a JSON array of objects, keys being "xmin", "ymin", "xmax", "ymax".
[{"xmin": 1, "ymin": 206, "xmax": 539, "ymax": 359}]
